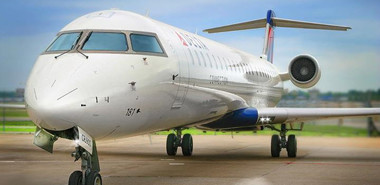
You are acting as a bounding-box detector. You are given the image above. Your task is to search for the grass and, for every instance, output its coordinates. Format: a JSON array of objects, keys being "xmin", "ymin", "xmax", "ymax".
[
  {"xmin": 156, "ymin": 124, "xmax": 369, "ymax": 137},
  {"xmin": 1, "ymin": 127, "xmax": 35, "ymax": 133},
  {"xmin": 0, "ymin": 108, "xmax": 28, "ymax": 117},
  {"xmin": 2, "ymin": 121, "xmax": 34, "ymax": 126},
  {"xmin": 0, "ymin": 120, "xmax": 371, "ymax": 137},
  {"xmin": 0, "ymin": 121, "xmax": 36, "ymax": 132}
]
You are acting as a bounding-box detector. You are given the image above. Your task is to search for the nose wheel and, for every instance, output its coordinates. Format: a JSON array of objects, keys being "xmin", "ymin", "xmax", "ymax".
[
  {"xmin": 166, "ymin": 129, "xmax": 193, "ymax": 156},
  {"xmin": 270, "ymin": 124, "xmax": 297, "ymax": 158},
  {"xmin": 68, "ymin": 171, "xmax": 83, "ymax": 185},
  {"xmin": 69, "ymin": 141, "xmax": 102, "ymax": 185}
]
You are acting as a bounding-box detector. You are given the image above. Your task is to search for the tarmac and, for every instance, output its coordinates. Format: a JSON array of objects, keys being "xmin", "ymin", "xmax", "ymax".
[{"xmin": 0, "ymin": 134, "xmax": 379, "ymax": 185}]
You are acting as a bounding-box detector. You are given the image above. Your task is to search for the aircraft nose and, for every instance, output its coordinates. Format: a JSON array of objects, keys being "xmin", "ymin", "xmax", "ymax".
[
  {"xmin": 25, "ymin": 54, "xmax": 90, "ymax": 131},
  {"xmin": 26, "ymin": 86, "xmax": 85, "ymax": 131}
]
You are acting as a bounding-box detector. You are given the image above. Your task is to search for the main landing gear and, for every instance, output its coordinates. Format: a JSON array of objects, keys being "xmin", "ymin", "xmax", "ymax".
[
  {"xmin": 69, "ymin": 141, "xmax": 102, "ymax": 185},
  {"xmin": 166, "ymin": 129, "xmax": 193, "ymax": 156},
  {"xmin": 270, "ymin": 124, "xmax": 297, "ymax": 158}
]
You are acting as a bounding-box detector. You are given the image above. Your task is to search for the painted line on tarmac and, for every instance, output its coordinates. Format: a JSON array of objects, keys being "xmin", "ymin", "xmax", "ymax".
[
  {"xmin": 285, "ymin": 161, "xmax": 380, "ymax": 166},
  {"xmin": 0, "ymin": 160, "xmax": 73, "ymax": 163},
  {"xmin": 2, "ymin": 160, "xmax": 377, "ymax": 167}
]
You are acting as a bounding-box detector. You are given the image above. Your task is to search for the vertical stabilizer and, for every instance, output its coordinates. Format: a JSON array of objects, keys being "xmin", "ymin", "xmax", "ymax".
[{"xmin": 261, "ymin": 10, "xmax": 275, "ymax": 63}]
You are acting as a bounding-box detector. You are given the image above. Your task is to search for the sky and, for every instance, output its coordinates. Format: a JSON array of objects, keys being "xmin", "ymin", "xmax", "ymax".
[{"xmin": 0, "ymin": 0, "xmax": 379, "ymax": 92}]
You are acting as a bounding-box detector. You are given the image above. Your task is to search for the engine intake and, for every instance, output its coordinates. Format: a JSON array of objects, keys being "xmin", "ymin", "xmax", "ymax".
[{"xmin": 288, "ymin": 54, "xmax": 321, "ymax": 88}]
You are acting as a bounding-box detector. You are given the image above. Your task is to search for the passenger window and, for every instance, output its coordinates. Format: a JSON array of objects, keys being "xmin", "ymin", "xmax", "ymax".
[
  {"xmin": 130, "ymin": 34, "xmax": 163, "ymax": 53},
  {"xmin": 229, "ymin": 60, "xmax": 233, "ymax": 71},
  {"xmin": 223, "ymin": 58, "xmax": 228, "ymax": 71},
  {"xmin": 212, "ymin": 55, "xmax": 218, "ymax": 69},
  {"xmin": 47, "ymin": 32, "xmax": 81, "ymax": 51},
  {"xmin": 188, "ymin": 48, "xmax": 195, "ymax": 65},
  {"xmin": 200, "ymin": 52, "xmax": 207, "ymax": 67},
  {"xmin": 218, "ymin": 57, "xmax": 224, "ymax": 70},
  {"xmin": 82, "ymin": 32, "xmax": 127, "ymax": 51},
  {"xmin": 249, "ymin": 65, "xmax": 254, "ymax": 75},
  {"xmin": 206, "ymin": 54, "xmax": 213, "ymax": 68},
  {"xmin": 194, "ymin": 51, "xmax": 201, "ymax": 66}
]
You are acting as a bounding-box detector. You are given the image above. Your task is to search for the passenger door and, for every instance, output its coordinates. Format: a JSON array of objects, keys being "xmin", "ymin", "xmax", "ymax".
[{"xmin": 167, "ymin": 30, "xmax": 190, "ymax": 109}]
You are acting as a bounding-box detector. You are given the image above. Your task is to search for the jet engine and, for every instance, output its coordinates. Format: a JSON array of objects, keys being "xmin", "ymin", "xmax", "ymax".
[{"xmin": 288, "ymin": 54, "xmax": 321, "ymax": 88}]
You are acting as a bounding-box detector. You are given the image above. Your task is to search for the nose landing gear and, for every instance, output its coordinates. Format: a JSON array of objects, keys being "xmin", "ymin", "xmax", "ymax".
[
  {"xmin": 166, "ymin": 128, "xmax": 193, "ymax": 156},
  {"xmin": 69, "ymin": 141, "xmax": 102, "ymax": 185}
]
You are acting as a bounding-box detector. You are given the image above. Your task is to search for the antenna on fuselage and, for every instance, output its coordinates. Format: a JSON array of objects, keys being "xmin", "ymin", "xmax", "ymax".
[{"xmin": 145, "ymin": 9, "xmax": 150, "ymax": 17}]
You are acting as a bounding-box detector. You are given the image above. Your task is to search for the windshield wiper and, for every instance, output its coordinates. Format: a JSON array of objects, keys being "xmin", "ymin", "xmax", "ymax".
[
  {"xmin": 75, "ymin": 32, "xmax": 92, "ymax": 59},
  {"xmin": 55, "ymin": 33, "xmax": 82, "ymax": 59},
  {"xmin": 76, "ymin": 47, "xmax": 89, "ymax": 59},
  {"xmin": 54, "ymin": 49, "xmax": 71, "ymax": 59}
]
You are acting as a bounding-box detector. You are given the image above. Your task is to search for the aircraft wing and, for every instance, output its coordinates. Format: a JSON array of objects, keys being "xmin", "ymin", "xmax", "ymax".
[
  {"xmin": 0, "ymin": 103, "xmax": 26, "ymax": 109},
  {"xmin": 257, "ymin": 108, "xmax": 380, "ymax": 124}
]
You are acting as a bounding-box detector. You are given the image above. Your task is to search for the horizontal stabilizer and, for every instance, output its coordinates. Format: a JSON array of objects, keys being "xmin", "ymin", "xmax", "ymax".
[
  {"xmin": 203, "ymin": 18, "xmax": 267, "ymax": 33},
  {"xmin": 272, "ymin": 18, "xmax": 351, "ymax": 31},
  {"xmin": 203, "ymin": 17, "xmax": 351, "ymax": 33}
]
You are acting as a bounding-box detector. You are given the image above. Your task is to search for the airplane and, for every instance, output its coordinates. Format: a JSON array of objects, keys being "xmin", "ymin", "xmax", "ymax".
[{"xmin": 2, "ymin": 9, "xmax": 380, "ymax": 185}]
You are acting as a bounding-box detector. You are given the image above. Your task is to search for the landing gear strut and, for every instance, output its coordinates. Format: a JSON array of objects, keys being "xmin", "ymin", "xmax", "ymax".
[
  {"xmin": 270, "ymin": 124, "xmax": 297, "ymax": 158},
  {"xmin": 166, "ymin": 128, "xmax": 193, "ymax": 156},
  {"xmin": 69, "ymin": 141, "xmax": 102, "ymax": 185}
]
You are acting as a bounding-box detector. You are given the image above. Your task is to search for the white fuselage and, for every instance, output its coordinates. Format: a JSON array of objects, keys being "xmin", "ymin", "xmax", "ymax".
[{"xmin": 24, "ymin": 10, "xmax": 283, "ymax": 140}]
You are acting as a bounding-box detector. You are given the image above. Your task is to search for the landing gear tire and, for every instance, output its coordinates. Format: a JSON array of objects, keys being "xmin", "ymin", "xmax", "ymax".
[
  {"xmin": 68, "ymin": 171, "xmax": 82, "ymax": 185},
  {"xmin": 69, "ymin": 136, "xmax": 101, "ymax": 185},
  {"xmin": 287, "ymin": 134, "xmax": 297, "ymax": 158},
  {"xmin": 271, "ymin": 134, "xmax": 281, "ymax": 157},
  {"xmin": 86, "ymin": 171, "xmax": 102, "ymax": 185},
  {"xmin": 182, "ymin": 133, "xmax": 193, "ymax": 156},
  {"xmin": 166, "ymin": 133, "xmax": 178, "ymax": 156}
]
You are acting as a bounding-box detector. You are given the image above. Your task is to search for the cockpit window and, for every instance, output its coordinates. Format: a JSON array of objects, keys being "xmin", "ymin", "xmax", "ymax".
[
  {"xmin": 82, "ymin": 32, "xmax": 128, "ymax": 51},
  {"xmin": 47, "ymin": 32, "xmax": 81, "ymax": 51},
  {"xmin": 130, "ymin": 34, "xmax": 163, "ymax": 53}
]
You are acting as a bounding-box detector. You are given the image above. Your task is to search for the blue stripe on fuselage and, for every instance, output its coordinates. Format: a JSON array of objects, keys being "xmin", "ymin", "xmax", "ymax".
[{"xmin": 201, "ymin": 108, "xmax": 259, "ymax": 130}]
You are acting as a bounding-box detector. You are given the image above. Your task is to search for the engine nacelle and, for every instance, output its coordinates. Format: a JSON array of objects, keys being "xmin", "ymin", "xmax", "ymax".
[{"xmin": 288, "ymin": 54, "xmax": 321, "ymax": 88}]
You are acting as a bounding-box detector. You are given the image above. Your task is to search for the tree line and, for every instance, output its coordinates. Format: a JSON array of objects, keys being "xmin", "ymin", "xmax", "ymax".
[{"xmin": 282, "ymin": 89, "xmax": 380, "ymax": 101}]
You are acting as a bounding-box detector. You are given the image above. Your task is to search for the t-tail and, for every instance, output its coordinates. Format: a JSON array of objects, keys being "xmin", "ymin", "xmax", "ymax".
[
  {"xmin": 263, "ymin": 10, "xmax": 275, "ymax": 63},
  {"xmin": 203, "ymin": 10, "xmax": 351, "ymax": 63}
]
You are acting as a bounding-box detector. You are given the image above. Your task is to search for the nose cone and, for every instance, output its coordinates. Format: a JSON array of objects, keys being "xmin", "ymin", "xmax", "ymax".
[
  {"xmin": 25, "ymin": 55, "xmax": 87, "ymax": 131},
  {"xmin": 26, "ymin": 87, "xmax": 84, "ymax": 130}
]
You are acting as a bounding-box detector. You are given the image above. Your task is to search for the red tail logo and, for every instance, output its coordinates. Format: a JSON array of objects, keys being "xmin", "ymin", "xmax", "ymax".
[{"xmin": 175, "ymin": 31, "xmax": 188, "ymax": 46}]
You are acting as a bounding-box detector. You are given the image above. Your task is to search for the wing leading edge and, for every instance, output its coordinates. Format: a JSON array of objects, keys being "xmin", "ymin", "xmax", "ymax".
[{"xmin": 257, "ymin": 108, "xmax": 380, "ymax": 124}]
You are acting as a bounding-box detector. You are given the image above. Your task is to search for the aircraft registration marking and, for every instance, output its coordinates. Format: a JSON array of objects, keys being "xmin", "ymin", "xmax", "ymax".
[{"xmin": 126, "ymin": 108, "xmax": 141, "ymax": 116}]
